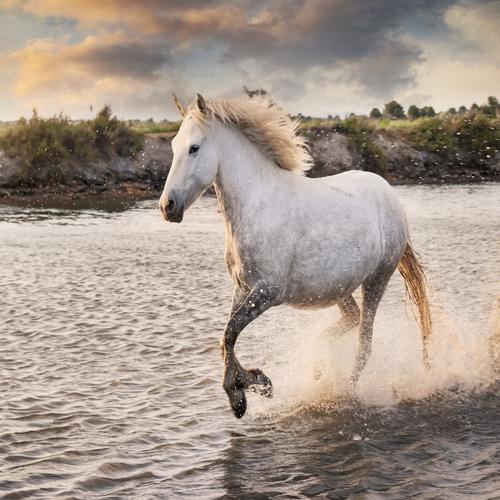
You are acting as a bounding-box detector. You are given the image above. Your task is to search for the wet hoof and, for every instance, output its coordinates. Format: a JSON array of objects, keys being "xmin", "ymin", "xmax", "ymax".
[
  {"xmin": 247, "ymin": 368, "xmax": 273, "ymax": 398},
  {"xmin": 228, "ymin": 387, "xmax": 247, "ymax": 419}
]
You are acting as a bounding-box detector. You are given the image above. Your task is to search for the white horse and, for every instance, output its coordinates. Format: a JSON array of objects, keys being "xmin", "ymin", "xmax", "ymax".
[{"xmin": 160, "ymin": 94, "xmax": 432, "ymax": 418}]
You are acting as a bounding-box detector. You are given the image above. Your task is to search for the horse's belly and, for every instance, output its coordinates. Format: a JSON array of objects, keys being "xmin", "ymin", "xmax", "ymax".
[{"xmin": 283, "ymin": 261, "xmax": 366, "ymax": 308}]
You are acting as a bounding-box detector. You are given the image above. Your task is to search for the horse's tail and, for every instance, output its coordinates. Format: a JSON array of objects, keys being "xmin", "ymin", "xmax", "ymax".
[{"xmin": 398, "ymin": 242, "xmax": 432, "ymax": 366}]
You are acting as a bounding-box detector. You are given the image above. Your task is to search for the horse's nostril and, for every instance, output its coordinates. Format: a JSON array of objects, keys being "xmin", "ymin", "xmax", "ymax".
[{"xmin": 167, "ymin": 199, "xmax": 175, "ymax": 212}]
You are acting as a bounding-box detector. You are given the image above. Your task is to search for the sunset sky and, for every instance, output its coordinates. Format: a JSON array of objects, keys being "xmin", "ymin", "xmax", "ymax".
[{"xmin": 0, "ymin": 0, "xmax": 499, "ymax": 121}]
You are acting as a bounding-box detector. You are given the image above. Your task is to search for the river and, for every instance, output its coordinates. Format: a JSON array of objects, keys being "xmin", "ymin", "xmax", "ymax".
[{"xmin": 1, "ymin": 184, "xmax": 499, "ymax": 498}]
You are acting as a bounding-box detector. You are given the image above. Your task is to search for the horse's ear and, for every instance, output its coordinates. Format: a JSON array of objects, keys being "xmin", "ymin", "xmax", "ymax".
[
  {"xmin": 172, "ymin": 93, "xmax": 186, "ymax": 117},
  {"xmin": 196, "ymin": 93, "xmax": 207, "ymax": 114}
]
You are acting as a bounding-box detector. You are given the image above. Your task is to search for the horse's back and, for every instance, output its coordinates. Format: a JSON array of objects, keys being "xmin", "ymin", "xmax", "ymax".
[
  {"xmin": 316, "ymin": 169, "xmax": 392, "ymax": 194},
  {"xmin": 279, "ymin": 169, "xmax": 409, "ymax": 304},
  {"xmin": 316, "ymin": 170, "xmax": 405, "ymax": 224}
]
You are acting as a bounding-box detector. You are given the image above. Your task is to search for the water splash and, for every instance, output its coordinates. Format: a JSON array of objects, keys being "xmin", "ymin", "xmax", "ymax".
[{"xmin": 244, "ymin": 288, "xmax": 497, "ymax": 418}]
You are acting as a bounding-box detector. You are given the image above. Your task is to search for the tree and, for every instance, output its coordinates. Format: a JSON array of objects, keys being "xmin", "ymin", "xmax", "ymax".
[
  {"xmin": 458, "ymin": 105, "xmax": 467, "ymax": 115},
  {"xmin": 383, "ymin": 100, "xmax": 406, "ymax": 119},
  {"xmin": 369, "ymin": 107, "xmax": 382, "ymax": 119},
  {"xmin": 243, "ymin": 86, "xmax": 268, "ymax": 99},
  {"xmin": 447, "ymin": 107, "xmax": 457, "ymax": 115},
  {"xmin": 420, "ymin": 106, "xmax": 436, "ymax": 117},
  {"xmin": 487, "ymin": 96, "xmax": 498, "ymax": 109},
  {"xmin": 407, "ymin": 105, "xmax": 420, "ymax": 120},
  {"xmin": 483, "ymin": 96, "xmax": 499, "ymax": 117}
]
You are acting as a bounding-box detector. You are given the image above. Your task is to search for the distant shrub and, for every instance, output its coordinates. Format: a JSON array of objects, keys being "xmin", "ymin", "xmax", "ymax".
[
  {"xmin": 0, "ymin": 106, "xmax": 143, "ymax": 185},
  {"xmin": 131, "ymin": 119, "xmax": 180, "ymax": 134},
  {"xmin": 298, "ymin": 116, "xmax": 341, "ymax": 129},
  {"xmin": 452, "ymin": 114, "xmax": 500, "ymax": 158},
  {"xmin": 405, "ymin": 117, "xmax": 457, "ymax": 154},
  {"xmin": 338, "ymin": 117, "xmax": 387, "ymax": 175}
]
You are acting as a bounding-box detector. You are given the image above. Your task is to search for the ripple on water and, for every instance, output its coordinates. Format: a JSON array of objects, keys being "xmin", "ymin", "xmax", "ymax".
[{"xmin": 1, "ymin": 186, "xmax": 499, "ymax": 498}]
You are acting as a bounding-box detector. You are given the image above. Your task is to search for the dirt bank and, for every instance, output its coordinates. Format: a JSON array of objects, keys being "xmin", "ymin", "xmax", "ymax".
[
  {"xmin": 303, "ymin": 128, "xmax": 500, "ymax": 184},
  {"xmin": 0, "ymin": 129, "xmax": 498, "ymax": 203}
]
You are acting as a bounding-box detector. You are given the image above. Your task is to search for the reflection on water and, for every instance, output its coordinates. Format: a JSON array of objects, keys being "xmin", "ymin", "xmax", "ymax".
[
  {"xmin": 0, "ymin": 192, "xmax": 149, "ymax": 222},
  {"xmin": 0, "ymin": 184, "xmax": 499, "ymax": 498},
  {"xmin": 0, "ymin": 194, "xmax": 159, "ymax": 224},
  {"xmin": 222, "ymin": 384, "xmax": 500, "ymax": 498}
]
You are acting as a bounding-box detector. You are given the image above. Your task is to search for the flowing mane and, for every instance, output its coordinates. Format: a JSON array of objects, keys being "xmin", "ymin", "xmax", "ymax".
[{"xmin": 191, "ymin": 97, "xmax": 312, "ymax": 174}]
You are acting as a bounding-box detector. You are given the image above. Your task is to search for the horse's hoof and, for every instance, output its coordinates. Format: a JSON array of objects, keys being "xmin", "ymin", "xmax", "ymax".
[
  {"xmin": 228, "ymin": 387, "xmax": 247, "ymax": 419},
  {"xmin": 247, "ymin": 368, "xmax": 273, "ymax": 399}
]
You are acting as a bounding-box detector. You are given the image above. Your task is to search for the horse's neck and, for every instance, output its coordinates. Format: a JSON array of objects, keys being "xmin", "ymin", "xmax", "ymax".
[{"xmin": 214, "ymin": 126, "xmax": 284, "ymax": 233}]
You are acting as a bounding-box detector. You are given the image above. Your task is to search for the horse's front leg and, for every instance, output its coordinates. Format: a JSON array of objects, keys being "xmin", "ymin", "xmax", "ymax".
[{"xmin": 221, "ymin": 285, "xmax": 275, "ymax": 418}]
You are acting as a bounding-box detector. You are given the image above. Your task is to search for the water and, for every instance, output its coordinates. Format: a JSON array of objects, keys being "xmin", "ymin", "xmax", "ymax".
[{"xmin": 1, "ymin": 184, "xmax": 499, "ymax": 499}]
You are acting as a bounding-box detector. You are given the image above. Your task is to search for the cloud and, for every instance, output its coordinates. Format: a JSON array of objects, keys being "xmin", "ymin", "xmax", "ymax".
[
  {"xmin": 351, "ymin": 38, "xmax": 423, "ymax": 97},
  {"xmin": 3, "ymin": 34, "xmax": 170, "ymax": 95},
  {"xmin": 1, "ymin": 0, "xmax": 451, "ymax": 97},
  {"xmin": 73, "ymin": 41, "xmax": 169, "ymax": 79},
  {"xmin": 0, "ymin": 0, "xmax": 498, "ymax": 119},
  {"xmin": 398, "ymin": 0, "xmax": 500, "ymax": 111},
  {"xmin": 445, "ymin": 0, "xmax": 500, "ymax": 59}
]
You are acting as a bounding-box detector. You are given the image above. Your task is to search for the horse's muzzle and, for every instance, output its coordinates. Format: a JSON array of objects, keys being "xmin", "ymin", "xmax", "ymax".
[{"xmin": 160, "ymin": 198, "xmax": 184, "ymax": 223}]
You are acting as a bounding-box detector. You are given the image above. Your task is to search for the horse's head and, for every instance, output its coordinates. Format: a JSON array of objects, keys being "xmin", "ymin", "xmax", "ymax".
[{"xmin": 159, "ymin": 93, "xmax": 218, "ymax": 223}]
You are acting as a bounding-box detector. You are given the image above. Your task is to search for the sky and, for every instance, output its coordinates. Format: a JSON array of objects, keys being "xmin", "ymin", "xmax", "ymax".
[{"xmin": 0, "ymin": 0, "xmax": 499, "ymax": 121}]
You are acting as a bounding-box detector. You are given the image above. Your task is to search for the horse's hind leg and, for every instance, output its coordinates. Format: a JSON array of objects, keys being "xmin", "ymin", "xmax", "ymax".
[
  {"xmin": 329, "ymin": 295, "xmax": 360, "ymax": 337},
  {"xmin": 351, "ymin": 269, "xmax": 393, "ymax": 385}
]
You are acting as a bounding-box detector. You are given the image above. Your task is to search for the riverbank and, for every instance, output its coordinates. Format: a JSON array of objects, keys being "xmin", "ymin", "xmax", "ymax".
[{"xmin": 1, "ymin": 125, "xmax": 499, "ymax": 204}]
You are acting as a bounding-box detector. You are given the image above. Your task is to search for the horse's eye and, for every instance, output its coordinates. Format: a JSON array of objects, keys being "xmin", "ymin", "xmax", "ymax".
[{"xmin": 189, "ymin": 144, "xmax": 199, "ymax": 154}]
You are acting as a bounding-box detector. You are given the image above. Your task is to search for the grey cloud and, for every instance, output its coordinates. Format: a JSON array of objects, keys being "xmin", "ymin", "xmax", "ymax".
[
  {"xmin": 11, "ymin": 0, "xmax": 462, "ymax": 102},
  {"xmin": 74, "ymin": 42, "xmax": 170, "ymax": 80},
  {"xmin": 351, "ymin": 39, "xmax": 424, "ymax": 97},
  {"xmin": 155, "ymin": 0, "xmax": 456, "ymax": 96}
]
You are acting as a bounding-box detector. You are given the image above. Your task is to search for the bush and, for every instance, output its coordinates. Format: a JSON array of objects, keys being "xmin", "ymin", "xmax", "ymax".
[
  {"xmin": 0, "ymin": 107, "xmax": 144, "ymax": 185},
  {"xmin": 405, "ymin": 117, "xmax": 457, "ymax": 154},
  {"xmin": 338, "ymin": 117, "xmax": 387, "ymax": 175},
  {"xmin": 452, "ymin": 114, "xmax": 499, "ymax": 158}
]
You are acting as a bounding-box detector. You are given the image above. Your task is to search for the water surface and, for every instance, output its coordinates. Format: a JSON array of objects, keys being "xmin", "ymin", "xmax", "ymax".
[{"xmin": 1, "ymin": 184, "xmax": 499, "ymax": 498}]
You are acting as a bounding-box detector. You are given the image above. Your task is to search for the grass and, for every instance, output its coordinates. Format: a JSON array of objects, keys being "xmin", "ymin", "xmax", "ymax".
[
  {"xmin": 0, "ymin": 106, "xmax": 144, "ymax": 185},
  {"xmin": 130, "ymin": 120, "xmax": 180, "ymax": 134},
  {"xmin": 382, "ymin": 114, "xmax": 499, "ymax": 158}
]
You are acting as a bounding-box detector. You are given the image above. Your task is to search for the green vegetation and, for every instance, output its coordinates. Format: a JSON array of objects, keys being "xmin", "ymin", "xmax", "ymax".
[
  {"xmin": 0, "ymin": 91, "xmax": 498, "ymax": 191},
  {"xmin": 383, "ymin": 100, "xmax": 406, "ymax": 120},
  {"xmin": 129, "ymin": 118, "xmax": 180, "ymax": 134},
  {"xmin": 405, "ymin": 117, "xmax": 457, "ymax": 153},
  {"xmin": 337, "ymin": 117, "xmax": 387, "ymax": 175},
  {"xmin": 298, "ymin": 95, "xmax": 499, "ymax": 160},
  {"xmin": 0, "ymin": 106, "xmax": 143, "ymax": 185}
]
